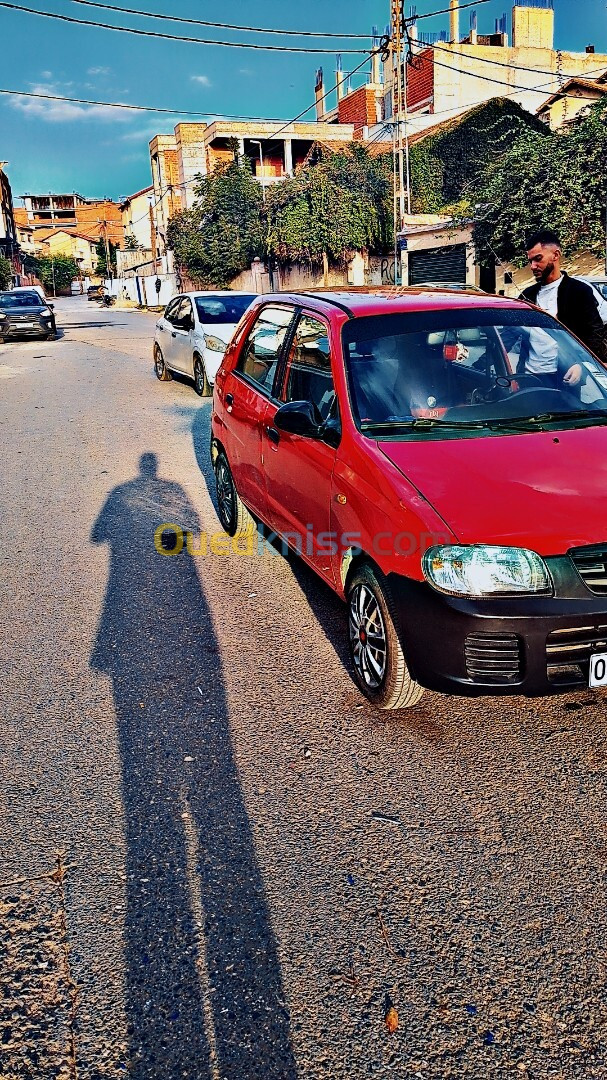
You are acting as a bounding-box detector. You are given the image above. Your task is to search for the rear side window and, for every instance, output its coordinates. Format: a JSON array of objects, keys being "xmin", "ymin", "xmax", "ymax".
[{"xmin": 237, "ymin": 305, "xmax": 295, "ymax": 393}]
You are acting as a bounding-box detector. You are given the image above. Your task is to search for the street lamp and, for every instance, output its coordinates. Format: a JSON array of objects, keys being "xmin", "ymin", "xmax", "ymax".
[{"xmin": 250, "ymin": 140, "xmax": 266, "ymax": 204}]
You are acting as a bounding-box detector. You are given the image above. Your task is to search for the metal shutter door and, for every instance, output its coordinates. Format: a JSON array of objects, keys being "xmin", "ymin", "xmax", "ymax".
[{"xmin": 408, "ymin": 244, "xmax": 467, "ymax": 286}]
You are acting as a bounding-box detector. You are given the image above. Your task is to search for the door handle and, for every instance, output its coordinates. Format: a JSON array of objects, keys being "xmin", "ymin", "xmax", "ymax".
[
  {"xmin": 265, "ymin": 425, "xmax": 280, "ymax": 445},
  {"xmin": 225, "ymin": 393, "xmax": 234, "ymax": 407}
]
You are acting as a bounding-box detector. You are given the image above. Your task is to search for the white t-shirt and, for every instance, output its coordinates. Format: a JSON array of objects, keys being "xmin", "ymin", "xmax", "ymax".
[{"xmin": 527, "ymin": 276, "xmax": 562, "ymax": 374}]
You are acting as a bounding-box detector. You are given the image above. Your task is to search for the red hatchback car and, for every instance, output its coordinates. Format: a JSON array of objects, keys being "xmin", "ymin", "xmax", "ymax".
[{"xmin": 211, "ymin": 289, "xmax": 607, "ymax": 709}]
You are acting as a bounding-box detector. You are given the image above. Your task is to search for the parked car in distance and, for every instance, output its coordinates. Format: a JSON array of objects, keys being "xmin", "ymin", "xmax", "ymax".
[
  {"xmin": 153, "ymin": 291, "xmax": 257, "ymax": 396},
  {"xmin": 212, "ymin": 288, "xmax": 607, "ymax": 709},
  {"xmin": 578, "ymin": 277, "xmax": 607, "ymax": 324},
  {"xmin": 10, "ymin": 284, "xmax": 47, "ymax": 304},
  {"xmin": 0, "ymin": 290, "xmax": 57, "ymax": 342},
  {"xmin": 87, "ymin": 284, "xmax": 104, "ymax": 301}
]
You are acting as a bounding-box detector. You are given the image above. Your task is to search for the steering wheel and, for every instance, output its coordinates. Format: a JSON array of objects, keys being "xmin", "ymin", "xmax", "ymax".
[{"xmin": 471, "ymin": 372, "xmax": 544, "ymax": 405}]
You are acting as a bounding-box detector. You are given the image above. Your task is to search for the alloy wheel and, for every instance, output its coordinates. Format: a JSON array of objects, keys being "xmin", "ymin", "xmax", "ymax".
[
  {"xmin": 154, "ymin": 348, "xmax": 165, "ymax": 378},
  {"xmin": 348, "ymin": 583, "xmax": 388, "ymax": 689}
]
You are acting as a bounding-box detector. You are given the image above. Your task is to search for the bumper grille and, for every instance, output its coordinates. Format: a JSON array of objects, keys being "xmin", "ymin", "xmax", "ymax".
[
  {"xmin": 546, "ymin": 625, "xmax": 607, "ymax": 685},
  {"xmin": 464, "ymin": 633, "xmax": 523, "ymax": 684},
  {"xmin": 570, "ymin": 545, "xmax": 607, "ymax": 595}
]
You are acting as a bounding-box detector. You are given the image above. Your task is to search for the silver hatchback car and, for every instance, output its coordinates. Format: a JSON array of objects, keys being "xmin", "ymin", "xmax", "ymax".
[{"xmin": 153, "ymin": 291, "xmax": 257, "ymax": 396}]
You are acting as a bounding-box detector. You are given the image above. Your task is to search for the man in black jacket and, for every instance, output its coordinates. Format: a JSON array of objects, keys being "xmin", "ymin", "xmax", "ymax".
[{"xmin": 518, "ymin": 230, "xmax": 607, "ymax": 382}]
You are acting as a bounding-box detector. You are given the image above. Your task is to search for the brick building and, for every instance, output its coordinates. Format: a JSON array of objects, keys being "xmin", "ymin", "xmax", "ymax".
[{"xmin": 15, "ymin": 192, "xmax": 123, "ymax": 247}]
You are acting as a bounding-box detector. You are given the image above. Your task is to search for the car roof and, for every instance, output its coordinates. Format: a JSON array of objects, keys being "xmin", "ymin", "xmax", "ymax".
[
  {"xmin": 266, "ymin": 287, "xmax": 527, "ymax": 318},
  {"xmin": 186, "ymin": 290, "xmax": 257, "ymax": 298}
]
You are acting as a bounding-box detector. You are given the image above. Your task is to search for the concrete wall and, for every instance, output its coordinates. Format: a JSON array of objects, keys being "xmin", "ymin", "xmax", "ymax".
[{"xmin": 431, "ymin": 43, "xmax": 607, "ymax": 118}]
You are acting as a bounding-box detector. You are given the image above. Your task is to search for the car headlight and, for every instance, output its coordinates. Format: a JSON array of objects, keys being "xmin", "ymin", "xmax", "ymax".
[
  {"xmin": 422, "ymin": 545, "xmax": 552, "ymax": 597},
  {"xmin": 40, "ymin": 307, "xmax": 52, "ymax": 317},
  {"xmin": 204, "ymin": 335, "xmax": 227, "ymax": 354}
]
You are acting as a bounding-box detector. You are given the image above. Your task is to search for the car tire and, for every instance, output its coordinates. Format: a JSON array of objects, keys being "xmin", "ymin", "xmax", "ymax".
[
  {"xmin": 154, "ymin": 344, "xmax": 172, "ymax": 381},
  {"xmin": 214, "ymin": 451, "xmax": 256, "ymax": 538},
  {"xmin": 193, "ymin": 354, "xmax": 211, "ymax": 397},
  {"xmin": 46, "ymin": 331, "xmax": 57, "ymax": 341},
  {"xmin": 347, "ymin": 564, "xmax": 424, "ymax": 710}
]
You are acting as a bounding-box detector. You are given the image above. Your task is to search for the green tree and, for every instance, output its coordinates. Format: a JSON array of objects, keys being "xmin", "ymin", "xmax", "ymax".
[
  {"xmin": 266, "ymin": 142, "xmax": 393, "ymax": 268},
  {"xmin": 473, "ymin": 99, "xmax": 607, "ymax": 265},
  {"xmin": 0, "ymin": 255, "xmax": 12, "ymax": 290},
  {"xmin": 124, "ymin": 232, "xmax": 140, "ymax": 251},
  {"xmin": 167, "ymin": 152, "xmax": 264, "ymax": 288},
  {"xmin": 96, "ymin": 238, "xmax": 118, "ymax": 277},
  {"xmin": 36, "ymin": 255, "xmax": 78, "ymax": 293}
]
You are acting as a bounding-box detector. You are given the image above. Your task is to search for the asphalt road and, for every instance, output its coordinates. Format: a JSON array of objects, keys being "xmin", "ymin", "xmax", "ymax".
[{"xmin": 1, "ymin": 296, "xmax": 607, "ymax": 1080}]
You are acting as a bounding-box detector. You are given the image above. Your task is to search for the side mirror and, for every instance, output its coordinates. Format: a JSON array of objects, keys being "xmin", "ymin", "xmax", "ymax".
[{"xmin": 274, "ymin": 400, "xmax": 322, "ymax": 438}]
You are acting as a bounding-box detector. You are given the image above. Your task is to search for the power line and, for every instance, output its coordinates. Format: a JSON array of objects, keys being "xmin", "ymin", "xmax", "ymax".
[
  {"xmin": 413, "ymin": 0, "xmax": 489, "ymax": 20},
  {"xmin": 263, "ymin": 52, "xmax": 376, "ymax": 141},
  {"xmin": 0, "ymin": 86, "xmax": 290, "ymax": 119},
  {"xmin": 71, "ymin": 0, "xmax": 371, "ymax": 39},
  {"xmin": 0, "ymin": 2, "xmax": 369, "ymax": 52}
]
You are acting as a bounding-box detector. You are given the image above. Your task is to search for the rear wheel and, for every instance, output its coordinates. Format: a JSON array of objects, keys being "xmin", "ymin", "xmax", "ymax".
[
  {"xmin": 214, "ymin": 451, "xmax": 256, "ymax": 538},
  {"xmin": 154, "ymin": 344, "xmax": 171, "ymax": 381},
  {"xmin": 347, "ymin": 564, "xmax": 423, "ymax": 710},
  {"xmin": 194, "ymin": 355, "xmax": 211, "ymax": 397}
]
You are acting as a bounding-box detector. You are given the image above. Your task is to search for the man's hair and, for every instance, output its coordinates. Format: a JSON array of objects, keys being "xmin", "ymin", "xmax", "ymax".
[{"xmin": 526, "ymin": 229, "xmax": 561, "ymax": 251}]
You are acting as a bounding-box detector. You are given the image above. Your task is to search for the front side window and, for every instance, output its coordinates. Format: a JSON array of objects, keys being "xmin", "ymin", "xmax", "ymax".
[
  {"xmin": 176, "ymin": 297, "xmax": 193, "ymax": 329},
  {"xmin": 342, "ymin": 309, "xmax": 607, "ymax": 440},
  {"xmin": 237, "ymin": 305, "xmax": 295, "ymax": 393},
  {"xmin": 282, "ymin": 313, "xmax": 336, "ymax": 422},
  {"xmin": 164, "ymin": 297, "xmax": 182, "ymax": 324}
]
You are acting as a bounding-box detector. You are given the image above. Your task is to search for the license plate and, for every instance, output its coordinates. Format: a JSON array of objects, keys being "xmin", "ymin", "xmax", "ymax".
[{"xmin": 589, "ymin": 653, "xmax": 607, "ymax": 687}]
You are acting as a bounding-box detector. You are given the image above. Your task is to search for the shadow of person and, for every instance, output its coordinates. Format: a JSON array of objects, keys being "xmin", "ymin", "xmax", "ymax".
[{"xmin": 91, "ymin": 453, "xmax": 296, "ymax": 1079}]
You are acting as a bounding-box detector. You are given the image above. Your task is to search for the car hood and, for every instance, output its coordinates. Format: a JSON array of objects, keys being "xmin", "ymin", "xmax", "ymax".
[
  {"xmin": 379, "ymin": 425, "xmax": 607, "ymax": 554},
  {"xmin": 199, "ymin": 322, "xmax": 237, "ymax": 346},
  {"xmin": 2, "ymin": 305, "xmax": 43, "ymax": 315}
]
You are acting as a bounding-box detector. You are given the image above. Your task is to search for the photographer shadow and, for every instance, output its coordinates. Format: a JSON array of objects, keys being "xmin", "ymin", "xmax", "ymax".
[{"xmin": 90, "ymin": 452, "xmax": 295, "ymax": 1079}]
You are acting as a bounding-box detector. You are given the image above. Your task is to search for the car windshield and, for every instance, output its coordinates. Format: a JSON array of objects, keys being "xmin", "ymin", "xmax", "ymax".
[
  {"xmin": 342, "ymin": 308, "xmax": 607, "ymax": 439},
  {"xmin": 0, "ymin": 292, "xmax": 42, "ymax": 308},
  {"xmin": 195, "ymin": 294, "xmax": 255, "ymax": 325},
  {"xmin": 593, "ymin": 282, "xmax": 607, "ymax": 301}
]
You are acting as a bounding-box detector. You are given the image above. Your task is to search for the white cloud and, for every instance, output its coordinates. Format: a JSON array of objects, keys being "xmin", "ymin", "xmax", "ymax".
[
  {"xmin": 40, "ymin": 70, "xmax": 53, "ymax": 79},
  {"xmin": 191, "ymin": 75, "xmax": 211, "ymax": 87},
  {"xmin": 119, "ymin": 118, "xmax": 181, "ymax": 142},
  {"xmin": 238, "ymin": 68, "xmax": 254, "ymax": 77},
  {"xmin": 87, "ymin": 66, "xmax": 112, "ymax": 76},
  {"xmin": 11, "ymin": 82, "xmax": 132, "ymax": 123}
]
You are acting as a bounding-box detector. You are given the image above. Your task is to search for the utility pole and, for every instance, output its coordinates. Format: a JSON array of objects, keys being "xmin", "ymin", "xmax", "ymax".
[
  {"xmin": 102, "ymin": 220, "xmax": 112, "ymax": 286},
  {"xmin": 391, "ymin": 0, "xmax": 411, "ymax": 284}
]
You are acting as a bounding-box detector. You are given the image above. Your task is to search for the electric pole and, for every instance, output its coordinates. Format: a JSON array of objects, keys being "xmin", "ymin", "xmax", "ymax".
[
  {"xmin": 391, "ymin": 0, "xmax": 411, "ymax": 284},
  {"xmin": 102, "ymin": 220, "xmax": 112, "ymax": 286}
]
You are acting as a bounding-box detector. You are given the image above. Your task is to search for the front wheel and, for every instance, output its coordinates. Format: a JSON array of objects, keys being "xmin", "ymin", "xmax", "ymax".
[
  {"xmin": 214, "ymin": 451, "xmax": 256, "ymax": 538},
  {"xmin": 347, "ymin": 564, "xmax": 423, "ymax": 710},
  {"xmin": 194, "ymin": 355, "xmax": 211, "ymax": 397},
  {"xmin": 154, "ymin": 345, "xmax": 171, "ymax": 381}
]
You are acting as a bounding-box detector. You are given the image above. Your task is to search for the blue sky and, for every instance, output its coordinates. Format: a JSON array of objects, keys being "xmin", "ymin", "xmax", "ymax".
[{"xmin": 1, "ymin": 0, "xmax": 605, "ymax": 203}]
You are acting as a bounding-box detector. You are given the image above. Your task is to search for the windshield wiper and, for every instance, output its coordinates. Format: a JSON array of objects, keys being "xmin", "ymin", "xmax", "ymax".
[
  {"xmin": 361, "ymin": 417, "xmax": 490, "ymax": 433},
  {"xmin": 490, "ymin": 410, "xmax": 607, "ymax": 430}
]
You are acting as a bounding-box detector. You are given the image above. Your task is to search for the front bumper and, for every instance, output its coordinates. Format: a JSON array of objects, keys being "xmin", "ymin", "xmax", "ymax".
[
  {"xmin": 390, "ymin": 555, "xmax": 607, "ymax": 697},
  {"xmin": 2, "ymin": 318, "xmax": 54, "ymax": 338}
]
